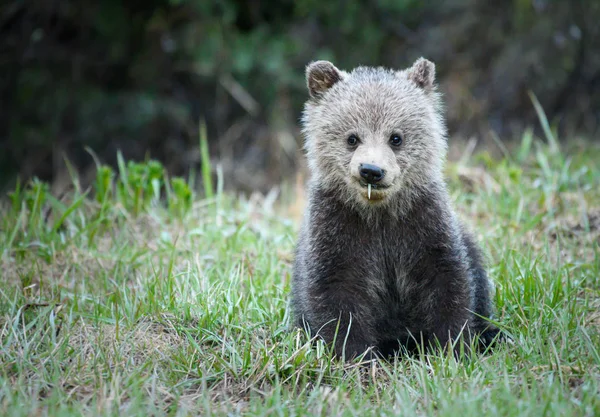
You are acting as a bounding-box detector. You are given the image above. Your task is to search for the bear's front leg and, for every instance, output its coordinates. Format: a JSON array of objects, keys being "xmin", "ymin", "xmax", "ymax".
[
  {"xmin": 299, "ymin": 288, "xmax": 377, "ymax": 361},
  {"xmin": 413, "ymin": 247, "xmax": 474, "ymax": 356}
]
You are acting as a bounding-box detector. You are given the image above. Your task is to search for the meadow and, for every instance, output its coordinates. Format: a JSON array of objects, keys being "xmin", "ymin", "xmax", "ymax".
[{"xmin": 1, "ymin": 128, "xmax": 599, "ymax": 416}]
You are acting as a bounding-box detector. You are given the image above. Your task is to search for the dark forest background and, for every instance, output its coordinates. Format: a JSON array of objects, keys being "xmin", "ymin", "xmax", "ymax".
[{"xmin": 1, "ymin": 0, "xmax": 599, "ymax": 193}]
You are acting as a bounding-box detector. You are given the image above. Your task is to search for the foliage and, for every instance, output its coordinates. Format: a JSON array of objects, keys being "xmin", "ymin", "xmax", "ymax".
[
  {"xmin": 3, "ymin": 156, "xmax": 198, "ymax": 265},
  {"xmin": 1, "ymin": 0, "xmax": 599, "ymax": 190}
]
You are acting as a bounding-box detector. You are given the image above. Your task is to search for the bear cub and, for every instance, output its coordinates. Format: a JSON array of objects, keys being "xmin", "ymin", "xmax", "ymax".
[{"xmin": 291, "ymin": 58, "xmax": 500, "ymax": 360}]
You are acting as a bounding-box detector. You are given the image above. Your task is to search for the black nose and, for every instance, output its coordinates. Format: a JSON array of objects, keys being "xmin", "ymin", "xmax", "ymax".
[{"xmin": 359, "ymin": 163, "xmax": 385, "ymax": 183}]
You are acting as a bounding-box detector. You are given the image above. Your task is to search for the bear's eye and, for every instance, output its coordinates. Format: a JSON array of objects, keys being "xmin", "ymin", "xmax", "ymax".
[
  {"xmin": 347, "ymin": 134, "xmax": 359, "ymax": 147},
  {"xmin": 389, "ymin": 133, "xmax": 403, "ymax": 147}
]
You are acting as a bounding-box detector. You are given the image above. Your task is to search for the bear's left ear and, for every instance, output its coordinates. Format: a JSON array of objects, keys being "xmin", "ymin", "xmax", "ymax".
[
  {"xmin": 407, "ymin": 58, "xmax": 436, "ymax": 91},
  {"xmin": 306, "ymin": 61, "xmax": 345, "ymax": 99}
]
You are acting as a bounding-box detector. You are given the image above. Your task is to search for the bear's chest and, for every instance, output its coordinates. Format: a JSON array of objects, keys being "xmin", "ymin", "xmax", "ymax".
[{"xmin": 362, "ymin": 230, "xmax": 426, "ymax": 298}]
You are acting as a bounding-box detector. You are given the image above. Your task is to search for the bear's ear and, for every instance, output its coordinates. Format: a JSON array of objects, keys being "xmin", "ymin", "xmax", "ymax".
[
  {"xmin": 306, "ymin": 61, "xmax": 345, "ymax": 99},
  {"xmin": 407, "ymin": 58, "xmax": 435, "ymax": 91}
]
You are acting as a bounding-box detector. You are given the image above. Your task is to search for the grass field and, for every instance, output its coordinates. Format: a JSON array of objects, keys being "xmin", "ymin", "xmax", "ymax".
[{"xmin": 1, "ymin": 133, "xmax": 599, "ymax": 416}]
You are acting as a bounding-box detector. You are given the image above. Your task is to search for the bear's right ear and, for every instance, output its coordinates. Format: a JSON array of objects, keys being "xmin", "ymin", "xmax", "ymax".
[
  {"xmin": 306, "ymin": 61, "xmax": 345, "ymax": 99},
  {"xmin": 406, "ymin": 58, "xmax": 436, "ymax": 91}
]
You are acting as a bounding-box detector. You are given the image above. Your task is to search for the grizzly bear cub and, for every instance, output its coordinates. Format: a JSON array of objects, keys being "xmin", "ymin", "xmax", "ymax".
[{"xmin": 291, "ymin": 58, "xmax": 500, "ymax": 360}]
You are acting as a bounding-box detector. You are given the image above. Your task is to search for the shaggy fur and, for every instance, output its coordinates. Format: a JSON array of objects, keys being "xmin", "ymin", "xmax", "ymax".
[{"xmin": 292, "ymin": 58, "xmax": 500, "ymax": 360}]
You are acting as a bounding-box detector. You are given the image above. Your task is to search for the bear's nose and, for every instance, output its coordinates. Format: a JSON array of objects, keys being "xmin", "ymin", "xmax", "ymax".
[{"xmin": 359, "ymin": 163, "xmax": 385, "ymax": 184}]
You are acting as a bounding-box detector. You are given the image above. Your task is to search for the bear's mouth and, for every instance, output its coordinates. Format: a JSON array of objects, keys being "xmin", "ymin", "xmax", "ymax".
[
  {"xmin": 357, "ymin": 180, "xmax": 390, "ymax": 201},
  {"xmin": 358, "ymin": 181, "xmax": 389, "ymax": 190}
]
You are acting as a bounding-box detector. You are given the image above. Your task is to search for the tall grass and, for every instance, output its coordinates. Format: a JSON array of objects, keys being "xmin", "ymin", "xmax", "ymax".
[{"xmin": 0, "ymin": 129, "xmax": 598, "ymax": 415}]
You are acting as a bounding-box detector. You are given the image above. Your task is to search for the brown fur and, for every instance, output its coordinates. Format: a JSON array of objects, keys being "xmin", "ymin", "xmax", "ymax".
[{"xmin": 292, "ymin": 58, "xmax": 500, "ymax": 360}]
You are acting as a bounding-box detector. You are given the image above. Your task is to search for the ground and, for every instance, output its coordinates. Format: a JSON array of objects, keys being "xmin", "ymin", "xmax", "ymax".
[{"xmin": 0, "ymin": 136, "xmax": 599, "ymax": 416}]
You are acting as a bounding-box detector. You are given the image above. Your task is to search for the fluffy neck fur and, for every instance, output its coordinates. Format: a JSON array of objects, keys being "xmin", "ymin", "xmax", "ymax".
[{"xmin": 306, "ymin": 173, "xmax": 451, "ymax": 225}]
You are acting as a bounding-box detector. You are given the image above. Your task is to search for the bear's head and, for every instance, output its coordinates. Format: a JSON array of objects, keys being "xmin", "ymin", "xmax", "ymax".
[{"xmin": 302, "ymin": 58, "xmax": 447, "ymax": 212}]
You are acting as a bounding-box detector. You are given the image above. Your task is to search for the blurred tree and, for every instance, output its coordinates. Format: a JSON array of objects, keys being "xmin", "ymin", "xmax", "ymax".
[{"xmin": 1, "ymin": 0, "xmax": 598, "ymax": 191}]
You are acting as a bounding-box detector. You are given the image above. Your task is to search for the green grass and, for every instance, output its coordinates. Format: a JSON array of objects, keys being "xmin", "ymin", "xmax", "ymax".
[{"xmin": 1, "ymin": 136, "xmax": 599, "ymax": 416}]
